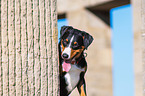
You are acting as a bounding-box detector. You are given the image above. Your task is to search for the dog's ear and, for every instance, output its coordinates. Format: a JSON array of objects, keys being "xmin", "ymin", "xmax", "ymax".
[
  {"xmin": 60, "ymin": 26, "xmax": 73, "ymax": 39},
  {"xmin": 82, "ymin": 32, "xmax": 93, "ymax": 49}
]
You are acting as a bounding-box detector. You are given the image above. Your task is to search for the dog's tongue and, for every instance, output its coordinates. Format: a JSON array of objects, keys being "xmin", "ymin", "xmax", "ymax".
[{"xmin": 62, "ymin": 62, "xmax": 71, "ymax": 72}]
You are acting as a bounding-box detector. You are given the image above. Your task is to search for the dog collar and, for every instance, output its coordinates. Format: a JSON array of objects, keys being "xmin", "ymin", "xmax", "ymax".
[
  {"xmin": 71, "ymin": 56, "xmax": 83, "ymax": 64},
  {"xmin": 71, "ymin": 61, "xmax": 75, "ymax": 64}
]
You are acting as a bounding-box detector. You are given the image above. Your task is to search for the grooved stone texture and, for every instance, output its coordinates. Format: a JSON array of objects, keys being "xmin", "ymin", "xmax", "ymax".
[{"xmin": 0, "ymin": 0, "xmax": 59, "ymax": 96}]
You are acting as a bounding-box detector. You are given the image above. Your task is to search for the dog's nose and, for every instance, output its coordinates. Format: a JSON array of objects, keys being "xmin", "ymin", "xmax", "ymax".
[{"xmin": 62, "ymin": 53, "xmax": 69, "ymax": 59}]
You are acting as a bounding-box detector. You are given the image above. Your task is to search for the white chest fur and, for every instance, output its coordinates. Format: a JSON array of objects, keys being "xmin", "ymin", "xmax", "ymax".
[{"xmin": 64, "ymin": 64, "xmax": 85, "ymax": 92}]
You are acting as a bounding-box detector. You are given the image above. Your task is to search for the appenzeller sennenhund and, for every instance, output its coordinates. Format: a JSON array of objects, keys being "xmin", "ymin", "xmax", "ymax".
[{"xmin": 59, "ymin": 26, "xmax": 93, "ymax": 96}]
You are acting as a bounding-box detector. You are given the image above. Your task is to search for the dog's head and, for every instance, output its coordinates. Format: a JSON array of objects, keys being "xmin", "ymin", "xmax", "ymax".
[{"xmin": 59, "ymin": 26, "xmax": 93, "ymax": 62}]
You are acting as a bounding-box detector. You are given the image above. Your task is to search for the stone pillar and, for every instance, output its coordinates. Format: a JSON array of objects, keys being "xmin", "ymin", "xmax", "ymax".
[
  {"xmin": 132, "ymin": 0, "xmax": 142, "ymax": 96},
  {"xmin": 67, "ymin": 8, "xmax": 112, "ymax": 96},
  {"xmin": 1, "ymin": 0, "xmax": 59, "ymax": 95},
  {"xmin": 141, "ymin": 0, "xmax": 145, "ymax": 96}
]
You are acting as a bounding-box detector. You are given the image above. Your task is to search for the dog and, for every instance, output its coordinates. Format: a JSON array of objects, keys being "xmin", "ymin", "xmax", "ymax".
[{"xmin": 59, "ymin": 26, "xmax": 93, "ymax": 96}]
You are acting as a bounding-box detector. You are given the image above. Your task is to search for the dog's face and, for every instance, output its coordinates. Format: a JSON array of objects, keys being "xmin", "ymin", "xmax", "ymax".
[
  {"xmin": 60, "ymin": 26, "xmax": 93, "ymax": 62},
  {"xmin": 61, "ymin": 32, "xmax": 84, "ymax": 61}
]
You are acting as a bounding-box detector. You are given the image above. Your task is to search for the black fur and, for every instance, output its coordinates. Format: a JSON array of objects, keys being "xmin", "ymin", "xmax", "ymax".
[{"xmin": 59, "ymin": 26, "xmax": 93, "ymax": 96}]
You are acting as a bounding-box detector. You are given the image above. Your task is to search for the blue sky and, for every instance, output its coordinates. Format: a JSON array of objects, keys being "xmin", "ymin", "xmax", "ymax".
[
  {"xmin": 110, "ymin": 4, "xmax": 134, "ymax": 96},
  {"xmin": 58, "ymin": 4, "xmax": 134, "ymax": 96},
  {"xmin": 57, "ymin": 18, "xmax": 68, "ymax": 40}
]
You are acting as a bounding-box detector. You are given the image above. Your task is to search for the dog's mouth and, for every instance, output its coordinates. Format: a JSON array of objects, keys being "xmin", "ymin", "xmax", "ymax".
[
  {"xmin": 61, "ymin": 55, "xmax": 72, "ymax": 63},
  {"xmin": 63, "ymin": 59, "xmax": 72, "ymax": 63}
]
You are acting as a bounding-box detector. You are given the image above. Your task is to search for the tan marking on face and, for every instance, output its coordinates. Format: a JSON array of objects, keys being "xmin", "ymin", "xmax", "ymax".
[
  {"xmin": 61, "ymin": 40, "xmax": 66, "ymax": 54},
  {"xmin": 66, "ymin": 39, "xmax": 68, "ymax": 42},
  {"xmin": 70, "ymin": 46, "xmax": 85, "ymax": 59},
  {"xmin": 74, "ymin": 41, "xmax": 77, "ymax": 45}
]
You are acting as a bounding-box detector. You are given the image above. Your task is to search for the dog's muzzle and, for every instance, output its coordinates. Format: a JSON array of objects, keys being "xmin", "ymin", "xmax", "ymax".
[{"xmin": 62, "ymin": 53, "xmax": 69, "ymax": 59}]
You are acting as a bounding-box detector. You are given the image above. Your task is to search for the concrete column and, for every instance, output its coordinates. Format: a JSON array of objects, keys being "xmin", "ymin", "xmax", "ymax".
[
  {"xmin": 141, "ymin": 0, "xmax": 145, "ymax": 95},
  {"xmin": 0, "ymin": 0, "xmax": 59, "ymax": 95},
  {"xmin": 132, "ymin": 0, "xmax": 143, "ymax": 96}
]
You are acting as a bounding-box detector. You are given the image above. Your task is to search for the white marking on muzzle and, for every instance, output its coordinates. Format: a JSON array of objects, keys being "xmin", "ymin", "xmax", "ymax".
[{"xmin": 62, "ymin": 36, "xmax": 74, "ymax": 59}]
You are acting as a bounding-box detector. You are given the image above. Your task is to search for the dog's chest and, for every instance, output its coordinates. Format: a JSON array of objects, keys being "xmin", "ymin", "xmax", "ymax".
[{"xmin": 64, "ymin": 64, "xmax": 83, "ymax": 92}]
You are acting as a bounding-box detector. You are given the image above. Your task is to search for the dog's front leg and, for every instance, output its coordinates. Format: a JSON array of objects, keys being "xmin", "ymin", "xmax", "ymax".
[{"xmin": 77, "ymin": 78, "xmax": 87, "ymax": 96}]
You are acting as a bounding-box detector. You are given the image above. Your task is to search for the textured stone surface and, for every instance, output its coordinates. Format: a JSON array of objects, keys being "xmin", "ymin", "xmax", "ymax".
[
  {"xmin": 0, "ymin": 0, "xmax": 59, "ymax": 95},
  {"xmin": 140, "ymin": 0, "xmax": 145, "ymax": 96},
  {"xmin": 132, "ymin": 0, "xmax": 142, "ymax": 96}
]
